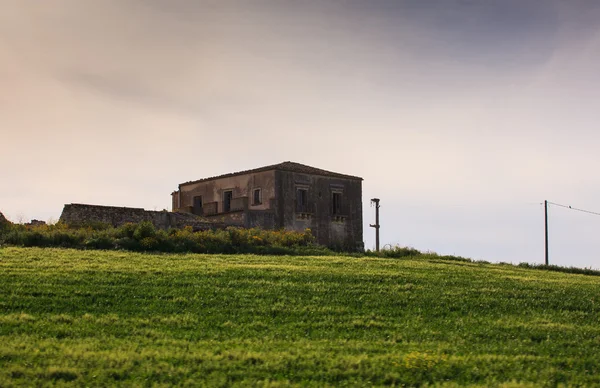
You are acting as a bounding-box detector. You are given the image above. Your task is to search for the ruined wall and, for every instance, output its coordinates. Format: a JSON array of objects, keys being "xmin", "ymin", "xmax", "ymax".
[
  {"xmin": 246, "ymin": 210, "xmax": 276, "ymax": 230},
  {"xmin": 201, "ymin": 209, "xmax": 276, "ymax": 229},
  {"xmin": 59, "ymin": 204, "xmax": 223, "ymax": 230},
  {"xmin": 275, "ymin": 171, "xmax": 363, "ymax": 251},
  {"xmin": 171, "ymin": 191, "xmax": 179, "ymax": 212},
  {"xmin": 203, "ymin": 210, "xmax": 245, "ymax": 226}
]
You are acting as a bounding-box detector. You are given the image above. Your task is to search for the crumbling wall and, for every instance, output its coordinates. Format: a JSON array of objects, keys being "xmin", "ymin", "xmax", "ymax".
[
  {"xmin": 246, "ymin": 210, "xmax": 276, "ymax": 229},
  {"xmin": 25, "ymin": 220, "xmax": 46, "ymax": 227},
  {"xmin": 59, "ymin": 204, "xmax": 224, "ymax": 230},
  {"xmin": 203, "ymin": 210, "xmax": 245, "ymax": 226}
]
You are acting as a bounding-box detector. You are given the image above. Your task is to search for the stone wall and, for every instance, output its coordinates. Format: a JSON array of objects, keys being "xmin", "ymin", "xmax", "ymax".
[
  {"xmin": 275, "ymin": 170, "xmax": 363, "ymax": 251},
  {"xmin": 25, "ymin": 220, "xmax": 46, "ymax": 227},
  {"xmin": 246, "ymin": 210, "xmax": 276, "ymax": 229},
  {"xmin": 203, "ymin": 210, "xmax": 246, "ymax": 226},
  {"xmin": 59, "ymin": 204, "xmax": 224, "ymax": 231}
]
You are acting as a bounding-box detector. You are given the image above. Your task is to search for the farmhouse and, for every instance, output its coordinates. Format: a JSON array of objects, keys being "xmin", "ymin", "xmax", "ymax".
[{"xmin": 172, "ymin": 162, "xmax": 363, "ymax": 250}]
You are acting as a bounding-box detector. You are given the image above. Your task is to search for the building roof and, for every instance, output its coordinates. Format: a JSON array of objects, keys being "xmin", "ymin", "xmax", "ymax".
[{"xmin": 179, "ymin": 161, "xmax": 363, "ymax": 187}]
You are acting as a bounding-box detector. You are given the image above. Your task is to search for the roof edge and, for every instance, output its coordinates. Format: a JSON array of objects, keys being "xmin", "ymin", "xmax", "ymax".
[{"xmin": 179, "ymin": 161, "xmax": 363, "ymax": 187}]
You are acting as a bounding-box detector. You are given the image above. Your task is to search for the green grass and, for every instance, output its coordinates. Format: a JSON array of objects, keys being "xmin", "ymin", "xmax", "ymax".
[{"xmin": 2, "ymin": 248, "xmax": 600, "ymax": 386}]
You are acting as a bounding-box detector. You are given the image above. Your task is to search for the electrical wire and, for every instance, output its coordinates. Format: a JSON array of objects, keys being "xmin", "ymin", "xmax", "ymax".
[{"xmin": 547, "ymin": 201, "xmax": 600, "ymax": 217}]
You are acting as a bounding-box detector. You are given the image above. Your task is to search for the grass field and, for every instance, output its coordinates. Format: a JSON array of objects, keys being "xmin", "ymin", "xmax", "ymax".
[{"xmin": 1, "ymin": 247, "xmax": 600, "ymax": 386}]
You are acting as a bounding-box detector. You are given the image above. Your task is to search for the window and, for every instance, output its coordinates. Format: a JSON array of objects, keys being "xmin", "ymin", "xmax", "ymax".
[
  {"xmin": 332, "ymin": 192, "xmax": 342, "ymax": 215},
  {"xmin": 296, "ymin": 188, "xmax": 308, "ymax": 212},
  {"xmin": 223, "ymin": 190, "xmax": 233, "ymax": 212},
  {"xmin": 193, "ymin": 196, "xmax": 203, "ymax": 215},
  {"xmin": 252, "ymin": 188, "xmax": 262, "ymax": 205}
]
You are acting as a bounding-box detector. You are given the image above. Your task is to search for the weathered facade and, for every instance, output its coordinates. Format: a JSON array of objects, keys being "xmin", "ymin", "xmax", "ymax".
[{"xmin": 172, "ymin": 162, "xmax": 363, "ymax": 250}]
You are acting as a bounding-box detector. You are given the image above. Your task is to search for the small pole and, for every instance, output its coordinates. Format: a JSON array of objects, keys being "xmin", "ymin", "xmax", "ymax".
[
  {"xmin": 370, "ymin": 198, "xmax": 380, "ymax": 252},
  {"xmin": 544, "ymin": 200, "xmax": 549, "ymax": 265}
]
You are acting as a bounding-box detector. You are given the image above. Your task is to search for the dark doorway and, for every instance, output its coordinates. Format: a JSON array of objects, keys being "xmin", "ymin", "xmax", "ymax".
[
  {"xmin": 193, "ymin": 196, "xmax": 203, "ymax": 215},
  {"xmin": 332, "ymin": 192, "xmax": 342, "ymax": 215},
  {"xmin": 223, "ymin": 190, "xmax": 233, "ymax": 212},
  {"xmin": 296, "ymin": 188, "xmax": 308, "ymax": 212},
  {"xmin": 253, "ymin": 188, "xmax": 262, "ymax": 205}
]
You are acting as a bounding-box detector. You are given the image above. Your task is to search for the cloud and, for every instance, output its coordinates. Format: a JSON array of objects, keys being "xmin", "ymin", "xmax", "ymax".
[
  {"xmin": 2, "ymin": 0, "xmax": 600, "ymax": 266},
  {"xmin": 58, "ymin": 71, "xmax": 207, "ymax": 119}
]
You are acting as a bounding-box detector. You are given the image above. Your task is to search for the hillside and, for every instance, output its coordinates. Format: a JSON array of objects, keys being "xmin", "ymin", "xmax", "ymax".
[{"xmin": 1, "ymin": 247, "xmax": 600, "ymax": 386}]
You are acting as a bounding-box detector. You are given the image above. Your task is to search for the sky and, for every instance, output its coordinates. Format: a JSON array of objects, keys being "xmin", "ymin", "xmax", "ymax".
[{"xmin": 2, "ymin": 0, "xmax": 600, "ymax": 267}]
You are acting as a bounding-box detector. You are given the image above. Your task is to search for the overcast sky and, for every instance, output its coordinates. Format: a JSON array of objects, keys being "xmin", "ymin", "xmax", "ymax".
[{"xmin": 2, "ymin": 0, "xmax": 600, "ymax": 267}]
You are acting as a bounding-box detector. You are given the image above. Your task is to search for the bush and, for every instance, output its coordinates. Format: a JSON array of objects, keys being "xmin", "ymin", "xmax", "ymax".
[
  {"xmin": 85, "ymin": 235, "xmax": 115, "ymax": 250},
  {"xmin": 23, "ymin": 231, "xmax": 50, "ymax": 247},
  {"xmin": 382, "ymin": 246, "xmax": 421, "ymax": 258},
  {"xmin": 64, "ymin": 221, "xmax": 112, "ymax": 231},
  {"xmin": 115, "ymin": 223, "xmax": 137, "ymax": 239},
  {"xmin": 114, "ymin": 237, "xmax": 140, "ymax": 251},
  {"xmin": 133, "ymin": 222, "xmax": 156, "ymax": 241},
  {"xmin": 365, "ymin": 245, "xmax": 422, "ymax": 259},
  {"xmin": 517, "ymin": 262, "xmax": 600, "ymax": 277},
  {"xmin": 437, "ymin": 254, "xmax": 472, "ymax": 263},
  {"xmin": 0, "ymin": 222, "xmax": 329, "ymax": 255}
]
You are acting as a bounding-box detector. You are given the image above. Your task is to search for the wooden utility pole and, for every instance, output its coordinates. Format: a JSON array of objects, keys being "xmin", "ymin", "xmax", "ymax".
[
  {"xmin": 370, "ymin": 198, "xmax": 380, "ymax": 252},
  {"xmin": 544, "ymin": 200, "xmax": 549, "ymax": 265}
]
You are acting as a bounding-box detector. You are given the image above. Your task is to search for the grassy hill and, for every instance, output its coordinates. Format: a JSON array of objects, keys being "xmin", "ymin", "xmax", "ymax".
[{"xmin": 1, "ymin": 247, "xmax": 600, "ymax": 386}]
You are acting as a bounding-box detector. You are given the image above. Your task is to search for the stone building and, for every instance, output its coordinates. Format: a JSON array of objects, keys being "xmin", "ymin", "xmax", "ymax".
[{"xmin": 172, "ymin": 161, "xmax": 363, "ymax": 250}]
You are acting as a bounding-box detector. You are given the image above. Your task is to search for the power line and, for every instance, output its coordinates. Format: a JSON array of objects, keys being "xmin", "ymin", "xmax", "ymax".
[
  {"xmin": 543, "ymin": 200, "xmax": 600, "ymax": 266},
  {"xmin": 547, "ymin": 201, "xmax": 600, "ymax": 217}
]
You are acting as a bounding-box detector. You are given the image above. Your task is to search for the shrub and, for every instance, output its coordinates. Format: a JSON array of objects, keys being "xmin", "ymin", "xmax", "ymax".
[
  {"xmin": 85, "ymin": 236, "xmax": 115, "ymax": 250},
  {"xmin": 0, "ymin": 225, "xmax": 26, "ymax": 246},
  {"xmin": 139, "ymin": 237, "xmax": 159, "ymax": 250},
  {"xmin": 438, "ymin": 254, "xmax": 472, "ymax": 263},
  {"xmin": 23, "ymin": 231, "xmax": 50, "ymax": 247},
  {"xmin": 64, "ymin": 221, "xmax": 112, "ymax": 231},
  {"xmin": 518, "ymin": 262, "xmax": 600, "ymax": 277},
  {"xmin": 133, "ymin": 222, "xmax": 156, "ymax": 241},
  {"xmin": 49, "ymin": 230, "xmax": 84, "ymax": 248},
  {"xmin": 365, "ymin": 245, "xmax": 422, "ymax": 259},
  {"xmin": 0, "ymin": 222, "xmax": 330, "ymax": 255},
  {"xmin": 115, "ymin": 223, "xmax": 137, "ymax": 239},
  {"xmin": 114, "ymin": 237, "xmax": 141, "ymax": 251}
]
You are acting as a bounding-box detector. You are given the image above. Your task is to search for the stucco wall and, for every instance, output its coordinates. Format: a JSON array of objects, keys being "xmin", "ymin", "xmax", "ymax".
[{"xmin": 178, "ymin": 170, "xmax": 276, "ymax": 213}]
